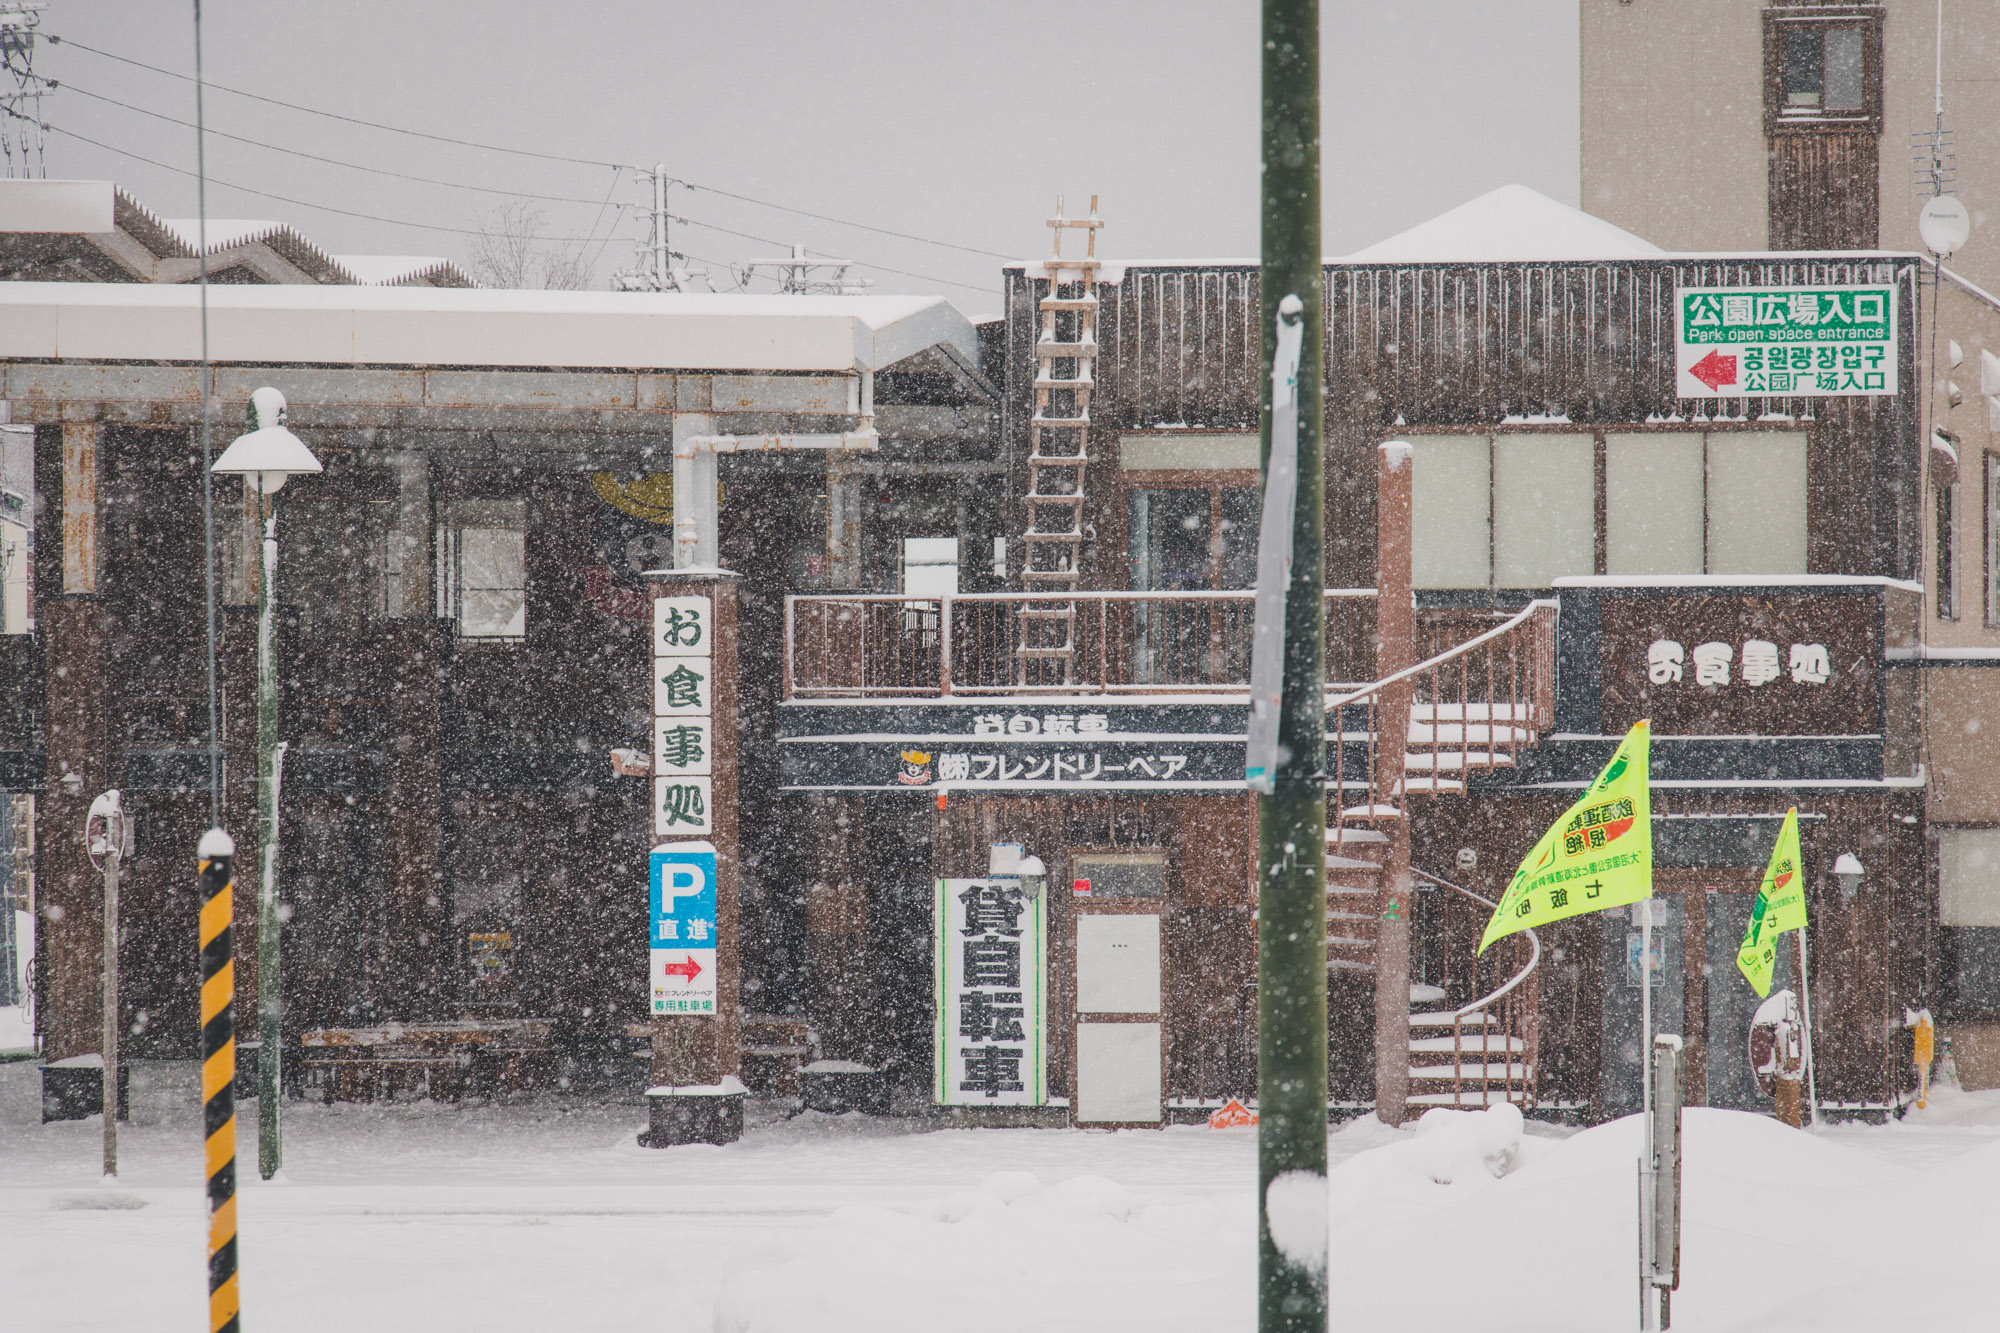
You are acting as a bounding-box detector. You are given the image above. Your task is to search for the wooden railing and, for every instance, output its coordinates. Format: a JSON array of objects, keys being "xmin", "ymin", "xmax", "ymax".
[
  {"xmin": 784, "ymin": 590, "xmax": 1381, "ymax": 698},
  {"xmin": 1327, "ymin": 599, "xmax": 1556, "ymax": 810},
  {"xmin": 1416, "ymin": 868, "xmax": 1541, "ymax": 1110}
]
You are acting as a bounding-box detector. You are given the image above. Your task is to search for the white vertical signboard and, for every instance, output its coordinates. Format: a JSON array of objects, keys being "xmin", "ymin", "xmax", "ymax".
[
  {"xmin": 654, "ymin": 594, "xmax": 715, "ymax": 836},
  {"xmin": 934, "ymin": 878, "xmax": 1047, "ymax": 1106}
]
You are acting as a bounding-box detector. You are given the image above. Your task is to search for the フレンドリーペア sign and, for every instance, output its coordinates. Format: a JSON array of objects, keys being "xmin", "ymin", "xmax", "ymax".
[
  {"xmin": 1676, "ymin": 285, "xmax": 1898, "ymax": 398},
  {"xmin": 935, "ymin": 878, "xmax": 1046, "ymax": 1106}
]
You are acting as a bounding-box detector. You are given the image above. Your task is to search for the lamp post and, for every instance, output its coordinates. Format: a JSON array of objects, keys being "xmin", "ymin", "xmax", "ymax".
[{"xmin": 211, "ymin": 386, "xmax": 320, "ymax": 1181}]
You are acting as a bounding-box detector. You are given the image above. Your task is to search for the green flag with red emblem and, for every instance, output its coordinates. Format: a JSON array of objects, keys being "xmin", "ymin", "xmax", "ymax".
[
  {"xmin": 1479, "ymin": 720, "xmax": 1653, "ymax": 955},
  {"xmin": 1736, "ymin": 807, "xmax": 1807, "ymax": 998}
]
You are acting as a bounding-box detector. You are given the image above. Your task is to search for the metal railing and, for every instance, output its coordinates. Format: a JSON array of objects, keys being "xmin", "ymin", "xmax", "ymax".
[
  {"xmin": 1415, "ymin": 868, "xmax": 1541, "ymax": 1110},
  {"xmin": 784, "ymin": 589, "xmax": 1380, "ymax": 698},
  {"xmin": 1327, "ymin": 599, "xmax": 1556, "ymax": 811}
]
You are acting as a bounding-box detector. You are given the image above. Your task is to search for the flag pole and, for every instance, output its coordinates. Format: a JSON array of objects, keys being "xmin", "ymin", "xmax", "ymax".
[
  {"xmin": 1639, "ymin": 897, "xmax": 1656, "ymax": 1330},
  {"xmin": 1795, "ymin": 928, "xmax": 1820, "ymax": 1127}
]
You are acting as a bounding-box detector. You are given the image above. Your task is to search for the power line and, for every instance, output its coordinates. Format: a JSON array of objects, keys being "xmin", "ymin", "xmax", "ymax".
[
  {"xmin": 60, "ymin": 83, "xmax": 621, "ymax": 207},
  {"xmin": 51, "ymin": 124, "xmax": 999, "ymax": 294},
  {"xmin": 46, "ymin": 34, "xmax": 621, "ymax": 169},
  {"xmin": 46, "ymin": 125, "xmax": 621, "ymax": 242},
  {"xmin": 45, "ymin": 33, "xmax": 1017, "ymax": 261}
]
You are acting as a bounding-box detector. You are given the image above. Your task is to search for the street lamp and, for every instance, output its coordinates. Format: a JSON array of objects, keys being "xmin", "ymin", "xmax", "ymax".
[
  {"xmin": 1833, "ymin": 853, "xmax": 1865, "ymax": 906},
  {"xmin": 212, "ymin": 386, "xmax": 319, "ymax": 1181}
]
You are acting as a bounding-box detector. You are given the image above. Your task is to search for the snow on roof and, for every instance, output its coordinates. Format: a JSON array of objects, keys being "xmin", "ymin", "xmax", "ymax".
[
  {"xmin": 1341, "ymin": 185, "xmax": 1666, "ymax": 264},
  {"xmin": 0, "ymin": 282, "xmax": 979, "ymax": 373},
  {"xmin": 331, "ymin": 254, "xmax": 474, "ymax": 288},
  {"xmin": 158, "ymin": 217, "xmax": 289, "ymax": 252}
]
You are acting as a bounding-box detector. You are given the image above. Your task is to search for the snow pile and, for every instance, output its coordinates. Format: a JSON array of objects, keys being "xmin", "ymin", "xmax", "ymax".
[
  {"xmin": 1342, "ymin": 184, "xmax": 1665, "ymax": 264},
  {"xmin": 713, "ymin": 1167, "xmax": 1248, "ymax": 1333},
  {"xmin": 1262, "ymin": 1170, "xmax": 1326, "ymax": 1274}
]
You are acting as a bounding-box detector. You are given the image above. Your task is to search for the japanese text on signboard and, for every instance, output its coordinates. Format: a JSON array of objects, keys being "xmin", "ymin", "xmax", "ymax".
[
  {"xmin": 1677, "ymin": 285, "xmax": 1898, "ymax": 398},
  {"xmin": 935, "ymin": 878, "xmax": 1045, "ymax": 1106}
]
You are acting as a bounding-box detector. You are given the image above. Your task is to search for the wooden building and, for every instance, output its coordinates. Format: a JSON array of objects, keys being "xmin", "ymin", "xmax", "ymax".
[
  {"xmin": 780, "ymin": 187, "xmax": 1937, "ymax": 1123},
  {"xmin": 0, "ymin": 281, "xmax": 997, "ymax": 1096}
]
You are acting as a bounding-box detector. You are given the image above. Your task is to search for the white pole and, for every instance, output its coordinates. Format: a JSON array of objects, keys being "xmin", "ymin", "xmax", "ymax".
[
  {"xmin": 1638, "ymin": 901, "xmax": 1657, "ymax": 1329},
  {"xmin": 101, "ymin": 799, "xmax": 121, "ymax": 1178},
  {"xmin": 1797, "ymin": 925, "xmax": 1821, "ymax": 1128}
]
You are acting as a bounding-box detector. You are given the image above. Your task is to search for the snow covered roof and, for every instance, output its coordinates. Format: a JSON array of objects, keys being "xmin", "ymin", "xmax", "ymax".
[
  {"xmin": 1341, "ymin": 185, "xmax": 1666, "ymax": 264},
  {"xmin": 331, "ymin": 255, "xmax": 475, "ymax": 288},
  {"xmin": 0, "ymin": 282, "xmax": 979, "ymax": 373}
]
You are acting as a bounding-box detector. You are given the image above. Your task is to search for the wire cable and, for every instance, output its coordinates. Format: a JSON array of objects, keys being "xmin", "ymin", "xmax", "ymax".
[
  {"xmin": 47, "ymin": 124, "xmax": 623, "ymax": 243},
  {"xmin": 60, "ymin": 83, "xmax": 623, "ymax": 207},
  {"xmin": 46, "ymin": 33, "xmax": 1017, "ymax": 261}
]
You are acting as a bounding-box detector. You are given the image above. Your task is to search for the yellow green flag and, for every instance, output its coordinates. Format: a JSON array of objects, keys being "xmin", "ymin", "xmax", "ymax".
[
  {"xmin": 1479, "ymin": 720, "xmax": 1653, "ymax": 955},
  {"xmin": 1736, "ymin": 808, "xmax": 1807, "ymax": 998}
]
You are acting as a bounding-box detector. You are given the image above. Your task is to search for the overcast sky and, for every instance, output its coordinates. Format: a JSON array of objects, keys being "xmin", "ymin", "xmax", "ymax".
[{"xmin": 26, "ymin": 1, "xmax": 1579, "ymax": 308}]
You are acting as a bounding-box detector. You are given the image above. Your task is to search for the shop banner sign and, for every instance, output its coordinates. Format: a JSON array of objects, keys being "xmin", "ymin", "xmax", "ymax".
[
  {"xmin": 650, "ymin": 842, "xmax": 718, "ymax": 1015},
  {"xmin": 654, "ymin": 594, "xmax": 715, "ymax": 835},
  {"xmin": 934, "ymin": 878, "xmax": 1046, "ymax": 1106},
  {"xmin": 1676, "ymin": 284, "xmax": 1898, "ymax": 398}
]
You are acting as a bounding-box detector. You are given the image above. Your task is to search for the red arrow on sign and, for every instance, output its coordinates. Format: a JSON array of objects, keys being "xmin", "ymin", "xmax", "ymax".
[
  {"xmin": 661, "ymin": 955, "xmax": 703, "ymax": 983},
  {"xmin": 1688, "ymin": 349, "xmax": 1738, "ymax": 391}
]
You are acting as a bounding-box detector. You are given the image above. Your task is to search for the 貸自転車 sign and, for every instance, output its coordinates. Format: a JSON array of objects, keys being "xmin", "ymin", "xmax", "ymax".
[
  {"xmin": 934, "ymin": 878, "xmax": 1046, "ymax": 1106},
  {"xmin": 1676, "ymin": 285, "xmax": 1898, "ymax": 398}
]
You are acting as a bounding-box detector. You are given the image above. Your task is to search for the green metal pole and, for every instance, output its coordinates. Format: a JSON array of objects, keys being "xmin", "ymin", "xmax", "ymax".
[
  {"xmin": 1257, "ymin": 0, "xmax": 1327, "ymax": 1328},
  {"xmin": 255, "ymin": 485, "xmax": 282, "ymax": 1179}
]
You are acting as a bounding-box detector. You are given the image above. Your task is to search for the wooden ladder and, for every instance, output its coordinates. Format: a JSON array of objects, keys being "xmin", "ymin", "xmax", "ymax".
[{"xmin": 1017, "ymin": 195, "xmax": 1102, "ymax": 684}]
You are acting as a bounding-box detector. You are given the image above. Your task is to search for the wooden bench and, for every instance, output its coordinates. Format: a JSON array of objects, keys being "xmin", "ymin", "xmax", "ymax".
[{"xmin": 299, "ymin": 1020, "xmax": 554, "ymax": 1104}]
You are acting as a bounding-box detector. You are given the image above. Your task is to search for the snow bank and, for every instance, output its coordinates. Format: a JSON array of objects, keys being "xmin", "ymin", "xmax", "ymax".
[{"xmin": 713, "ymin": 1166, "xmax": 1249, "ymax": 1333}]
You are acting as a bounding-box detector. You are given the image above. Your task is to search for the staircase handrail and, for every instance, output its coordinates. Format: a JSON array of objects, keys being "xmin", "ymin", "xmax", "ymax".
[
  {"xmin": 1325, "ymin": 597, "xmax": 1556, "ymax": 711},
  {"xmin": 1414, "ymin": 866, "xmax": 1542, "ymax": 1109},
  {"xmin": 1412, "ymin": 868, "xmax": 1541, "ymax": 1017}
]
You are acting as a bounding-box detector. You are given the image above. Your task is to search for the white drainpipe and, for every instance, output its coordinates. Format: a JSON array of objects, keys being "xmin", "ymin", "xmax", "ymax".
[{"xmin": 673, "ymin": 368, "xmax": 877, "ymax": 569}]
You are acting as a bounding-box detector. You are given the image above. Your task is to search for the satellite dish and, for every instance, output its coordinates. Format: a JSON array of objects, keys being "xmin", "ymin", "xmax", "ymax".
[{"xmin": 1919, "ymin": 195, "xmax": 1971, "ymax": 259}]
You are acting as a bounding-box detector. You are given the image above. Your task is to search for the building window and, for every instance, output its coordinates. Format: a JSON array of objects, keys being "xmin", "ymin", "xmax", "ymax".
[
  {"xmin": 1129, "ymin": 486, "xmax": 1259, "ymax": 591},
  {"xmin": 1413, "ymin": 430, "xmax": 1809, "ymax": 590},
  {"xmin": 1936, "ymin": 436, "xmax": 1962, "ymax": 621},
  {"xmin": 901, "ymin": 537, "xmax": 959, "ymax": 599},
  {"xmin": 1986, "ymin": 453, "xmax": 2000, "ymax": 627},
  {"xmin": 1763, "ymin": 9, "xmax": 1882, "ymax": 131},
  {"xmin": 438, "ymin": 499, "xmax": 527, "ymax": 641}
]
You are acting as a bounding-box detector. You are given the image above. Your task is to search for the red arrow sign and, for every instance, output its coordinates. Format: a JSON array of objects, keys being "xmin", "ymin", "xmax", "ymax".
[
  {"xmin": 660, "ymin": 955, "xmax": 704, "ymax": 983},
  {"xmin": 1688, "ymin": 349, "xmax": 1738, "ymax": 391}
]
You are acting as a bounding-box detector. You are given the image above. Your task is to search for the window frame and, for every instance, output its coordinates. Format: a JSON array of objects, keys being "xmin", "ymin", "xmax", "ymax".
[
  {"xmin": 1410, "ymin": 425, "xmax": 1813, "ymax": 595},
  {"xmin": 437, "ymin": 497, "xmax": 528, "ymax": 643},
  {"xmin": 1762, "ymin": 7, "xmax": 1885, "ymax": 135},
  {"xmin": 1985, "ymin": 452, "xmax": 2000, "ymax": 627}
]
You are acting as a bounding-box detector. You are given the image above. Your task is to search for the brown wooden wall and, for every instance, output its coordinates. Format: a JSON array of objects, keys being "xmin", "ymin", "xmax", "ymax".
[
  {"xmin": 1003, "ymin": 255, "xmax": 1923, "ymax": 595},
  {"xmin": 917, "ymin": 791, "xmax": 1259, "ymax": 1104}
]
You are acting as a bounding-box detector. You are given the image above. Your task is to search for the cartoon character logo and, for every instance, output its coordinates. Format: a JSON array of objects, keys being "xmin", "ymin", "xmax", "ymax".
[{"xmin": 897, "ymin": 750, "xmax": 933, "ymax": 786}]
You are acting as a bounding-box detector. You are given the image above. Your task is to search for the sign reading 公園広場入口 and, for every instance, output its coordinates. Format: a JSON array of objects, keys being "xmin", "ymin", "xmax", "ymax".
[
  {"xmin": 650, "ymin": 842, "xmax": 718, "ymax": 1015},
  {"xmin": 1676, "ymin": 285, "xmax": 1898, "ymax": 398}
]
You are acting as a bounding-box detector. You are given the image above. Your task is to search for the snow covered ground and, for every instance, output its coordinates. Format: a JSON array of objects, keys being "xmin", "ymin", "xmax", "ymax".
[{"xmin": 3, "ymin": 1059, "xmax": 1998, "ymax": 1332}]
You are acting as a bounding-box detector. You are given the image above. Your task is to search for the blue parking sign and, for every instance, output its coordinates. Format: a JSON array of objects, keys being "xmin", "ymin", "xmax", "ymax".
[{"xmin": 650, "ymin": 841, "xmax": 718, "ymax": 1014}]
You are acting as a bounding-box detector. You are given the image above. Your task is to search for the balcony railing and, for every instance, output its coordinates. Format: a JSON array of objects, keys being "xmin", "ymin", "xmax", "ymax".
[
  {"xmin": 784, "ymin": 590, "xmax": 1383, "ymax": 698},
  {"xmin": 786, "ymin": 590, "xmax": 1389, "ymax": 698}
]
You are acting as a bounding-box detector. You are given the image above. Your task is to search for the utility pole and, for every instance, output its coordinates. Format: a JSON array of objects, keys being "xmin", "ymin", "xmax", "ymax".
[
  {"xmin": 1255, "ymin": 0, "xmax": 1326, "ymax": 1329},
  {"xmin": 651, "ymin": 163, "xmax": 670, "ymax": 290}
]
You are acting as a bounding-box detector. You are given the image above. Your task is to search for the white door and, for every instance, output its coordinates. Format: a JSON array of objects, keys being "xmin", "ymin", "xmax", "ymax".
[{"xmin": 1074, "ymin": 913, "xmax": 1162, "ymax": 1125}]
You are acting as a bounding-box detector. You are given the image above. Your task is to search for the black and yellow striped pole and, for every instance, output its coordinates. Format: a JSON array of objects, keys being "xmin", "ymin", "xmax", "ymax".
[{"xmin": 198, "ymin": 829, "xmax": 240, "ymax": 1333}]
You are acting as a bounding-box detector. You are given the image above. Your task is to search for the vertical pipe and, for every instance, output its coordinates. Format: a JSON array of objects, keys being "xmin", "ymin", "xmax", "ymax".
[
  {"xmin": 255, "ymin": 488, "xmax": 282, "ymax": 1179},
  {"xmin": 1256, "ymin": 0, "xmax": 1327, "ymax": 1323},
  {"xmin": 198, "ymin": 830, "xmax": 240, "ymax": 1333},
  {"xmin": 101, "ymin": 807, "xmax": 120, "ymax": 1176},
  {"xmin": 1374, "ymin": 443, "xmax": 1415, "ymax": 1128}
]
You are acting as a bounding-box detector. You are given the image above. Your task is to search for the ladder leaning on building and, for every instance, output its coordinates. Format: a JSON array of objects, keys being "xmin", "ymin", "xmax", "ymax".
[{"xmin": 1016, "ymin": 197, "xmax": 1103, "ymax": 685}]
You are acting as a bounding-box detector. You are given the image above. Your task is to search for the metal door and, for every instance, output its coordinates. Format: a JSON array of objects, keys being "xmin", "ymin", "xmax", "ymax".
[{"xmin": 1073, "ymin": 911, "xmax": 1163, "ymax": 1125}]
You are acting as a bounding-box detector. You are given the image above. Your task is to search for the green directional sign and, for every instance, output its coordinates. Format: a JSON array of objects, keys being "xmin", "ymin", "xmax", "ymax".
[{"xmin": 1676, "ymin": 284, "xmax": 1898, "ymax": 398}]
